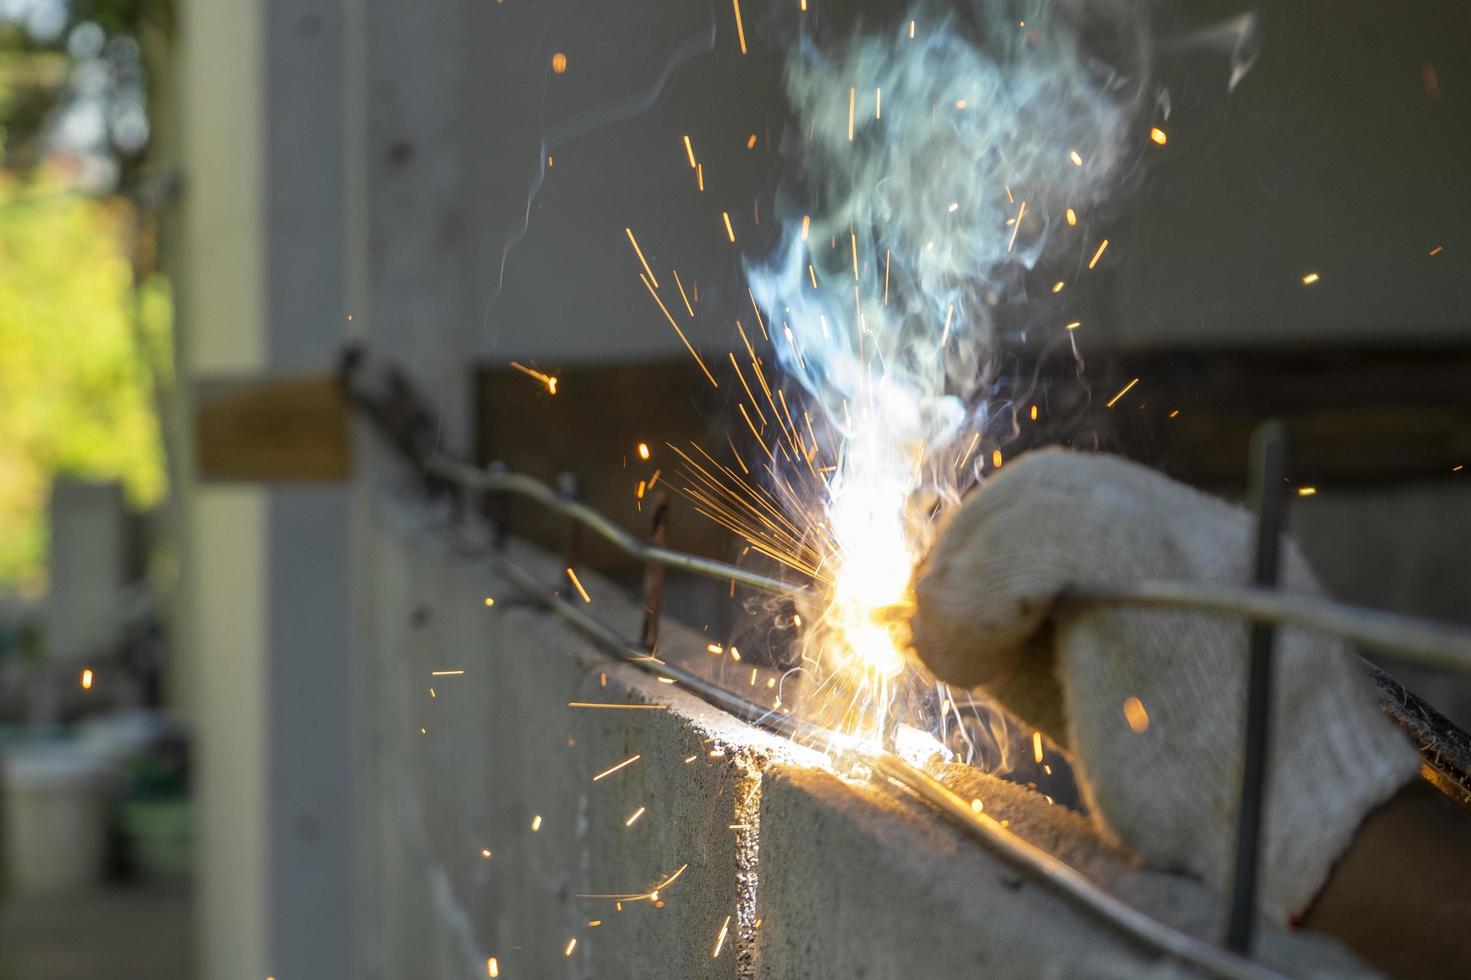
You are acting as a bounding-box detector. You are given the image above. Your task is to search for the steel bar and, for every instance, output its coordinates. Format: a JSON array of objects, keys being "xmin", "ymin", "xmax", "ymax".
[
  {"xmin": 1057, "ymin": 582, "xmax": 1471, "ymax": 675},
  {"xmin": 425, "ymin": 452, "xmax": 1471, "ymax": 673},
  {"xmin": 342, "ymin": 350, "xmax": 1471, "ymax": 675},
  {"xmin": 1226, "ymin": 421, "xmax": 1288, "ymax": 953},
  {"xmin": 640, "ymin": 490, "xmax": 670, "ymax": 652},
  {"xmin": 424, "ymin": 455, "xmax": 797, "ymax": 596}
]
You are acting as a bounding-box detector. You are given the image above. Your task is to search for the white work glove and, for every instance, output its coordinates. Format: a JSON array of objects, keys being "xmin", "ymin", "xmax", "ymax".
[{"xmin": 910, "ymin": 448, "xmax": 1419, "ymax": 922}]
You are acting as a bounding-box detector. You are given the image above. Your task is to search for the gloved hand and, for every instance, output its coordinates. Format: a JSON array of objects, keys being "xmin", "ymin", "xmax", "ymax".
[{"xmin": 909, "ymin": 448, "xmax": 1419, "ymax": 922}]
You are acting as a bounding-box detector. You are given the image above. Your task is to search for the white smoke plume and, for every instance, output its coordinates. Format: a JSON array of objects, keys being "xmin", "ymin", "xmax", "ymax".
[{"xmin": 749, "ymin": 1, "xmax": 1149, "ymax": 505}]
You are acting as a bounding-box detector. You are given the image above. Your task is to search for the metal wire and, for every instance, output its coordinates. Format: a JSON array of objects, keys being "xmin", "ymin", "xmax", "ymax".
[
  {"xmin": 339, "ymin": 349, "xmax": 1471, "ymax": 675},
  {"xmin": 424, "ymin": 449, "xmax": 1471, "ymax": 676}
]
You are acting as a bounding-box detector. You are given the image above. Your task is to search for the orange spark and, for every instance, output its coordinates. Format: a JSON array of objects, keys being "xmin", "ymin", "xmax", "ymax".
[
  {"xmin": 487, "ymin": 956, "xmax": 499, "ymax": 977},
  {"xmin": 713, "ymin": 915, "xmax": 732, "ymax": 957},
  {"xmin": 593, "ymin": 754, "xmax": 641, "ymax": 782},
  {"xmin": 531, "ymin": 815, "xmax": 543, "ymax": 831},
  {"xmin": 639, "ymin": 275, "xmax": 718, "ymax": 387},
  {"xmin": 625, "ymin": 227, "xmax": 660, "ymax": 288},
  {"xmin": 1301, "ymin": 272, "xmax": 1320, "ymax": 285},
  {"xmin": 682, "ymin": 135, "xmax": 697, "ymax": 168},
  {"xmin": 81, "ymin": 668, "xmax": 94, "ymax": 690},
  {"xmin": 956, "ymin": 432, "xmax": 981, "ymax": 470},
  {"xmin": 1007, "ymin": 201, "xmax": 1027, "ymax": 253},
  {"xmin": 483, "ymin": 596, "xmax": 495, "ymax": 607},
  {"xmin": 1106, "ymin": 377, "xmax": 1139, "ymax": 409},
  {"xmin": 848, "ymin": 87, "xmax": 856, "ymax": 141},
  {"xmin": 624, "ymin": 806, "xmax": 646, "ymax": 827},
  {"xmin": 566, "ymin": 567, "xmax": 592, "ymax": 603},
  {"xmin": 722, "ymin": 211, "xmax": 736, "ymax": 242},
  {"xmin": 731, "ymin": 0, "xmax": 747, "ymax": 53},
  {"xmin": 671, "ymin": 269, "xmax": 695, "ymax": 317},
  {"xmin": 565, "ymin": 938, "xmax": 578, "ymax": 957},
  {"xmin": 1149, "ymin": 127, "xmax": 1167, "ymax": 145},
  {"xmin": 550, "ymin": 52, "xmax": 568, "ymax": 74},
  {"xmin": 1032, "ymin": 730, "xmax": 1044, "ymax": 764},
  {"xmin": 509, "ymin": 361, "xmax": 558, "ymax": 395},
  {"xmin": 1068, "ymin": 149, "xmax": 1083, "ymax": 166},
  {"xmin": 1297, "ymin": 487, "xmax": 1318, "ymax": 497},
  {"xmin": 1123, "ymin": 696, "xmax": 1150, "ymax": 733},
  {"xmin": 567, "ymin": 702, "xmax": 668, "ymax": 710},
  {"xmin": 1065, "ymin": 207, "xmax": 1077, "ymax": 226},
  {"xmin": 638, "ymin": 442, "xmax": 651, "ymax": 460},
  {"xmin": 801, "ymin": 215, "xmax": 810, "ymax": 241},
  {"xmin": 1088, "ymin": 238, "xmax": 1109, "ymax": 269},
  {"xmin": 746, "ymin": 133, "xmax": 757, "ymax": 149}
]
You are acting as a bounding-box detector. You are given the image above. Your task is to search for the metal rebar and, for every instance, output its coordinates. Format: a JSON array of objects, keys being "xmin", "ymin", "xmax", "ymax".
[
  {"xmin": 1056, "ymin": 581, "xmax": 1471, "ymax": 675},
  {"xmin": 426, "ymin": 451, "xmax": 1471, "ymax": 674},
  {"xmin": 1226, "ymin": 421, "xmax": 1288, "ymax": 953},
  {"xmin": 640, "ymin": 489, "xmax": 670, "ymax": 652},
  {"xmin": 338, "ymin": 355, "xmax": 1471, "ymax": 674}
]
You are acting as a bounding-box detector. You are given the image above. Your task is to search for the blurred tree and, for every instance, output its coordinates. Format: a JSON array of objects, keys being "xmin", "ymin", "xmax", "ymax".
[{"xmin": 0, "ymin": 0, "xmax": 174, "ymax": 593}]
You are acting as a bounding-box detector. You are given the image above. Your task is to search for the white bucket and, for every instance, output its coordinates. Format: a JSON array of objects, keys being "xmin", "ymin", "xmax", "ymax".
[{"xmin": 2, "ymin": 743, "xmax": 115, "ymax": 895}]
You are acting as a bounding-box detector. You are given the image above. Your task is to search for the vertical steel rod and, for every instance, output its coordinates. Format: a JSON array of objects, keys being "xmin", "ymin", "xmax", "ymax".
[
  {"xmin": 640, "ymin": 489, "xmax": 670, "ymax": 652},
  {"xmin": 1225, "ymin": 421, "xmax": 1289, "ymax": 953}
]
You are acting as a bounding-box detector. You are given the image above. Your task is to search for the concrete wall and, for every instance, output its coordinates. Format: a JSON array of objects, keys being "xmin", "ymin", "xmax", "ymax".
[{"xmin": 349, "ymin": 494, "xmax": 1374, "ymax": 978}]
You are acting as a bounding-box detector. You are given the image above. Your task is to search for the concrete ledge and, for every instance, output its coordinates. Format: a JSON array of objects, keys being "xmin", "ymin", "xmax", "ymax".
[
  {"xmin": 756, "ymin": 765, "xmax": 1371, "ymax": 978},
  {"xmin": 355, "ymin": 497, "xmax": 1375, "ymax": 978}
]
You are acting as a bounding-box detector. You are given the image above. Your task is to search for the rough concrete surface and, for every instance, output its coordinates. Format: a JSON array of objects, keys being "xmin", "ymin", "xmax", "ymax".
[
  {"xmin": 357, "ymin": 500, "xmax": 1378, "ymax": 978},
  {"xmin": 756, "ymin": 765, "xmax": 1373, "ymax": 979}
]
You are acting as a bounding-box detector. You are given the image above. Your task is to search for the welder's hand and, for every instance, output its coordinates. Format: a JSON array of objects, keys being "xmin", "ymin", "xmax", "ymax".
[{"xmin": 909, "ymin": 448, "xmax": 1419, "ymax": 922}]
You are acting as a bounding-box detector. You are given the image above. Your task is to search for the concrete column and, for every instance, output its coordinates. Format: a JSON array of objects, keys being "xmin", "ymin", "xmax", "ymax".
[
  {"xmin": 178, "ymin": 1, "xmax": 269, "ymax": 976},
  {"xmin": 179, "ymin": 0, "xmax": 351, "ymax": 976}
]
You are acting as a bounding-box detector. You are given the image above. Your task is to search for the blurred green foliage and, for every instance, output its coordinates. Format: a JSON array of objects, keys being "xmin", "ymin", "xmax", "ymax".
[{"xmin": 0, "ymin": 168, "xmax": 169, "ymax": 592}]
